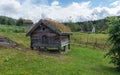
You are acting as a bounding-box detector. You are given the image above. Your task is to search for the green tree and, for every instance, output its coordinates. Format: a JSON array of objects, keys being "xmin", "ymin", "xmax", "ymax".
[
  {"xmin": 105, "ymin": 16, "xmax": 120, "ymax": 69},
  {"xmin": 16, "ymin": 18, "xmax": 23, "ymax": 26},
  {"xmin": 65, "ymin": 22, "xmax": 80, "ymax": 32},
  {"xmin": 0, "ymin": 16, "xmax": 16, "ymax": 25},
  {"xmin": 7, "ymin": 18, "xmax": 15, "ymax": 25},
  {"xmin": 0, "ymin": 16, "xmax": 7, "ymax": 24}
]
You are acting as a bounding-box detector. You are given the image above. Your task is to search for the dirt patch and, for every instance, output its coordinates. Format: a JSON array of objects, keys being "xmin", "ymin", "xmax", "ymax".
[{"xmin": 0, "ymin": 36, "xmax": 17, "ymax": 48}]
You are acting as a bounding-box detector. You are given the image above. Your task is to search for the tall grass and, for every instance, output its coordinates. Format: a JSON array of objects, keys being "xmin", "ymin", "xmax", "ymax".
[
  {"xmin": 71, "ymin": 32, "xmax": 109, "ymax": 50},
  {"xmin": 0, "ymin": 24, "xmax": 30, "ymax": 33}
]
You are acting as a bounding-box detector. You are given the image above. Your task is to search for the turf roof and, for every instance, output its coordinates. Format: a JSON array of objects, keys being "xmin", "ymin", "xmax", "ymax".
[
  {"xmin": 26, "ymin": 19, "xmax": 72, "ymax": 36},
  {"xmin": 43, "ymin": 19, "xmax": 71, "ymax": 32}
]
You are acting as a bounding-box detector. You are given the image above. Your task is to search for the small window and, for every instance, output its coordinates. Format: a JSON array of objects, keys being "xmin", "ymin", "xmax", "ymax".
[{"xmin": 42, "ymin": 27, "xmax": 45, "ymax": 31}]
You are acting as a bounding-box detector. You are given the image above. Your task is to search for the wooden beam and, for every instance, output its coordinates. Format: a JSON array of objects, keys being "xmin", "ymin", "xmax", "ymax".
[
  {"xmin": 58, "ymin": 47, "xmax": 61, "ymax": 53},
  {"xmin": 68, "ymin": 44, "xmax": 70, "ymax": 49},
  {"xmin": 68, "ymin": 35, "xmax": 71, "ymax": 49}
]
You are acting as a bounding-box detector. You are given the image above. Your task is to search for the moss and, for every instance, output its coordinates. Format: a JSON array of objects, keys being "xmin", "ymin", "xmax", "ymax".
[{"xmin": 45, "ymin": 19, "xmax": 71, "ymax": 32}]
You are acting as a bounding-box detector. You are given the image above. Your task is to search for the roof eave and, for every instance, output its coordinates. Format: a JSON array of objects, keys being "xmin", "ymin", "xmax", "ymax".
[{"xmin": 60, "ymin": 32, "xmax": 73, "ymax": 35}]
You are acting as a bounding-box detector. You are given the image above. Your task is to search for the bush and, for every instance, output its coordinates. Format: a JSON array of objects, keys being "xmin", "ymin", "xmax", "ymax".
[{"xmin": 105, "ymin": 16, "xmax": 120, "ymax": 69}]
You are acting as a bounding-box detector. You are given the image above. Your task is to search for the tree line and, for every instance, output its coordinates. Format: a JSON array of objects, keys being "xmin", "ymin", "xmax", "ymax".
[
  {"xmin": 64, "ymin": 19, "xmax": 108, "ymax": 33},
  {"xmin": 0, "ymin": 16, "xmax": 33, "ymax": 26},
  {"xmin": 1, "ymin": 15, "xmax": 120, "ymax": 34},
  {"xmin": 64, "ymin": 16, "xmax": 120, "ymax": 33}
]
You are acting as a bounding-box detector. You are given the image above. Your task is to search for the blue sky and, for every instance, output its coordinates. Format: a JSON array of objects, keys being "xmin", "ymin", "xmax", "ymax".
[
  {"xmin": 0, "ymin": 0, "xmax": 120, "ymax": 22},
  {"xmin": 19, "ymin": 0, "xmax": 116, "ymax": 7}
]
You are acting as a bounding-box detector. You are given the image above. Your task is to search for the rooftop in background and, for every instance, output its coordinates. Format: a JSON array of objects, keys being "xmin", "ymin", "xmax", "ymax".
[
  {"xmin": 23, "ymin": 19, "xmax": 33, "ymax": 23},
  {"xmin": 23, "ymin": 19, "xmax": 33, "ymax": 26}
]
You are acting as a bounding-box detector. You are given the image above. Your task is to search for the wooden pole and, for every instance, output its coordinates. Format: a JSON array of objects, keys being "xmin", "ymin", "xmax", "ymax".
[
  {"xmin": 64, "ymin": 46, "xmax": 66, "ymax": 51},
  {"xmin": 68, "ymin": 44, "xmax": 70, "ymax": 49},
  {"xmin": 58, "ymin": 47, "xmax": 61, "ymax": 53},
  {"xmin": 68, "ymin": 35, "xmax": 71, "ymax": 49}
]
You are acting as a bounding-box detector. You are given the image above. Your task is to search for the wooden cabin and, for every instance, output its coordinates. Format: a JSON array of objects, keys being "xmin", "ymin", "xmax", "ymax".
[{"xmin": 26, "ymin": 19, "xmax": 72, "ymax": 52}]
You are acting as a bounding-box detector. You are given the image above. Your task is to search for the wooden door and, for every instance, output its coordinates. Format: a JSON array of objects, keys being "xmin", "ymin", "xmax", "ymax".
[{"xmin": 42, "ymin": 35, "xmax": 48, "ymax": 44}]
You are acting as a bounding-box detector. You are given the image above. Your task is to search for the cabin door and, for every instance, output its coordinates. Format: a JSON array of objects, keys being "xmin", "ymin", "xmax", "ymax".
[{"xmin": 42, "ymin": 35, "xmax": 48, "ymax": 44}]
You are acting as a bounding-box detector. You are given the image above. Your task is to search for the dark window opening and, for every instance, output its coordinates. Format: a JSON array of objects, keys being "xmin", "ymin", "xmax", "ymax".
[{"xmin": 42, "ymin": 27, "xmax": 45, "ymax": 31}]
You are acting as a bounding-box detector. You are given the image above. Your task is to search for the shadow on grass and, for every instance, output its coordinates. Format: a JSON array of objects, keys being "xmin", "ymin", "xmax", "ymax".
[
  {"xmin": 102, "ymin": 65, "xmax": 120, "ymax": 73},
  {"xmin": 92, "ymin": 64, "xmax": 120, "ymax": 75}
]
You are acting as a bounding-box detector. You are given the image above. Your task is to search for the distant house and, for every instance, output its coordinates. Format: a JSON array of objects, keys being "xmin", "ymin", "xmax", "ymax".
[
  {"xmin": 23, "ymin": 19, "xmax": 33, "ymax": 26},
  {"xmin": 26, "ymin": 19, "xmax": 72, "ymax": 52}
]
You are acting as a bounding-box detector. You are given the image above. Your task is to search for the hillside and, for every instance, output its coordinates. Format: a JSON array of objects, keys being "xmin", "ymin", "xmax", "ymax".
[
  {"xmin": 0, "ymin": 25, "xmax": 120, "ymax": 75},
  {"xmin": 65, "ymin": 16, "xmax": 120, "ymax": 33}
]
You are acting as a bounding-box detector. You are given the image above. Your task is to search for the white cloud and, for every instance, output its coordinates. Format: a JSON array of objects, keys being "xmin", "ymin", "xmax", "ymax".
[
  {"xmin": 0, "ymin": 0, "xmax": 21, "ymax": 18},
  {"xmin": 111, "ymin": 0, "xmax": 120, "ymax": 6},
  {"xmin": 51, "ymin": 1, "xmax": 59, "ymax": 6},
  {"xmin": 0, "ymin": 0, "xmax": 120, "ymax": 23}
]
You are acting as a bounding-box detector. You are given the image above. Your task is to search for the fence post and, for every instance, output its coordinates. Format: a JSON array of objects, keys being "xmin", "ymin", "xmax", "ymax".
[
  {"xmin": 94, "ymin": 38, "xmax": 97, "ymax": 49},
  {"xmin": 74, "ymin": 38, "xmax": 76, "ymax": 46},
  {"xmin": 79, "ymin": 37, "xmax": 81, "ymax": 46},
  {"xmin": 86, "ymin": 37, "xmax": 88, "ymax": 47}
]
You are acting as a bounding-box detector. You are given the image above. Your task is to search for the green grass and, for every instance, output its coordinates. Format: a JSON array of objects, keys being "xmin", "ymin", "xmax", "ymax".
[
  {"xmin": 0, "ymin": 47, "xmax": 119, "ymax": 75},
  {"xmin": 0, "ymin": 24, "xmax": 30, "ymax": 33},
  {"xmin": 0, "ymin": 25, "xmax": 120, "ymax": 75},
  {"xmin": 71, "ymin": 32, "xmax": 109, "ymax": 50}
]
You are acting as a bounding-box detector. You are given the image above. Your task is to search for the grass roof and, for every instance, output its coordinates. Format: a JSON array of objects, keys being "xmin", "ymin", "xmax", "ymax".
[
  {"xmin": 44, "ymin": 19, "xmax": 71, "ymax": 32},
  {"xmin": 23, "ymin": 19, "xmax": 33, "ymax": 23}
]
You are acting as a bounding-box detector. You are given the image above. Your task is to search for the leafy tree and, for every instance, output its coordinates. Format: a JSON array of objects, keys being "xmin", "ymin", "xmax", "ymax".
[
  {"xmin": 7, "ymin": 18, "xmax": 16, "ymax": 25},
  {"xmin": 16, "ymin": 18, "xmax": 24, "ymax": 26},
  {"xmin": 65, "ymin": 22, "xmax": 80, "ymax": 32},
  {"xmin": 105, "ymin": 16, "xmax": 120, "ymax": 69},
  {"xmin": 0, "ymin": 16, "xmax": 16, "ymax": 25},
  {"xmin": 0, "ymin": 16, "xmax": 7, "ymax": 24}
]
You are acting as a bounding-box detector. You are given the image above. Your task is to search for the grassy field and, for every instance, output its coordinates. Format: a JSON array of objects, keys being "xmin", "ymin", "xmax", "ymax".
[
  {"xmin": 0, "ymin": 24, "xmax": 30, "ymax": 33},
  {"xmin": 0, "ymin": 46, "xmax": 119, "ymax": 75},
  {"xmin": 0, "ymin": 25, "xmax": 120, "ymax": 75},
  {"xmin": 71, "ymin": 32, "xmax": 109, "ymax": 50}
]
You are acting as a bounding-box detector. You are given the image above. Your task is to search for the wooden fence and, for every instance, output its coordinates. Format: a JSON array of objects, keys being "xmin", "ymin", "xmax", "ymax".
[{"xmin": 71, "ymin": 38, "xmax": 110, "ymax": 50}]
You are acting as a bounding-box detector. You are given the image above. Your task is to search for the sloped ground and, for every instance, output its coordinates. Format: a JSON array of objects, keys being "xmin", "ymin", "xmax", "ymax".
[
  {"xmin": 0, "ymin": 36, "xmax": 17, "ymax": 48},
  {"xmin": 0, "ymin": 25, "xmax": 119, "ymax": 75}
]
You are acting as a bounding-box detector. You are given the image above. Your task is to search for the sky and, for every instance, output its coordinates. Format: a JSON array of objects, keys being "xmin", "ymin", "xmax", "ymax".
[{"xmin": 0, "ymin": 0, "xmax": 120, "ymax": 23}]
